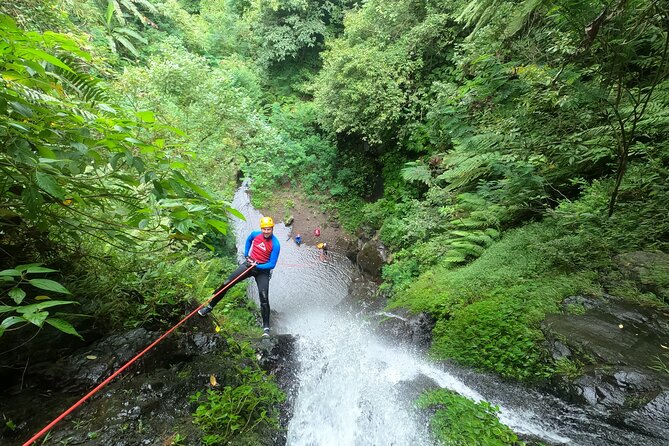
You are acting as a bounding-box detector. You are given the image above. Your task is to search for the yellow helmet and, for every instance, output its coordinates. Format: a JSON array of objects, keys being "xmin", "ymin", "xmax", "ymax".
[{"xmin": 259, "ymin": 216, "xmax": 274, "ymax": 228}]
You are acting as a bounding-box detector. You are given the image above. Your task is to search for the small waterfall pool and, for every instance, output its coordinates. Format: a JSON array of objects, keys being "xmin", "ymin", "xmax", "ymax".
[{"xmin": 230, "ymin": 186, "xmax": 663, "ymax": 446}]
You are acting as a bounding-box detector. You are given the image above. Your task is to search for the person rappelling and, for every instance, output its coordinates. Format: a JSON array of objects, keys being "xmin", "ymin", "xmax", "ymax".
[{"xmin": 198, "ymin": 216, "xmax": 281, "ymax": 337}]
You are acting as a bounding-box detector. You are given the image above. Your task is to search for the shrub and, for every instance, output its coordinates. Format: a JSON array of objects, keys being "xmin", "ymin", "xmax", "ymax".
[{"xmin": 416, "ymin": 389, "xmax": 524, "ymax": 446}]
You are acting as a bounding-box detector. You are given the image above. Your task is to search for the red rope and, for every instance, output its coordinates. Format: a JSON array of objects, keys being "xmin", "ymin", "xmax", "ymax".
[{"xmin": 22, "ymin": 264, "xmax": 254, "ymax": 446}]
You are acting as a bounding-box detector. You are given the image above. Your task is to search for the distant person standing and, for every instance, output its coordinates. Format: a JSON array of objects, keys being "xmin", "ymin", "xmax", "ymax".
[
  {"xmin": 317, "ymin": 242, "xmax": 328, "ymax": 261},
  {"xmin": 314, "ymin": 227, "xmax": 321, "ymax": 237},
  {"xmin": 199, "ymin": 217, "xmax": 280, "ymax": 337},
  {"xmin": 295, "ymin": 233, "xmax": 302, "ymax": 246}
]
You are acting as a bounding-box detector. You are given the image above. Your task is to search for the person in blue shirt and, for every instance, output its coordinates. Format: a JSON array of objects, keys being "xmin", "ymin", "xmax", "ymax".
[
  {"xmin": 295, "ymin": 233, "xmax": 302, "ymax": 246},
  {"xmin": 199, "ymin": 216, "xmax": 280, "ymax": 337}
]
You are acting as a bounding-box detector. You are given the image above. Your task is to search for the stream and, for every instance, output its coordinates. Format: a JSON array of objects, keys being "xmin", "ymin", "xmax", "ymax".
[
  {"xmin": 231, "ymin": 185, "xmax": 666, "ymax": 446},
  {"xmin": 1, "ymin": 186, "xmax": 664, "ymax": 446}
]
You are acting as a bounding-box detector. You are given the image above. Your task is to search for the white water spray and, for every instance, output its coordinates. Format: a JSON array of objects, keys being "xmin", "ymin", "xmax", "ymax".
[{"xmin": 229, "ymin": 186, "xmax": 586, "ymax": 446}]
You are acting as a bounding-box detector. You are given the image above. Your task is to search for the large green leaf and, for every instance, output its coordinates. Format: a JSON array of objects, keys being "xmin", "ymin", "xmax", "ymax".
[
  {"xmin": 16, "ymin": 300, "xmax": 76, "ymax": 314},
  {"xmin": 8, "ymin": 288, "xmax": 26, "ymax": 304},
  {"xmin": 46, "ymin": 318, "xmax": 83, "ymax": 340},
  {"xmin": 113, "ymin": 34, "xmax": 140, "ymax": 57},
  {"xmin": 35, "ymin": 171, "xmax": 67, "ymax": 199},
  {"xmin": 22, "ymin": 311, "xmax": 49, "ymax": 327},
  {"xmin": 206, "ymin": 219, "xmax": 228, "ymax": 235},
  {"xmin": 14, "ymin": 263, "xmax": 42, "ymax": 273},
  {"xmin": 21, "ymin": 48, "xmax": 73, "ymax": 73},
  {"xmin": 28, "ymin": 279, "xmax": 71, "ymax": 294},
  {"xmin": 0, "ymin": 306, "xmax": 17, "ymax": 314},
  {"xmin": 25, "ymin": 266, "xmax": 58, "ymax": 274},
  {"xmin": 0, "ymin": 269, "xmax": 21, "ymax": 277},
  {"xmin": 0, "ymin": 316, "xmax": 26, "ymax": 332}
]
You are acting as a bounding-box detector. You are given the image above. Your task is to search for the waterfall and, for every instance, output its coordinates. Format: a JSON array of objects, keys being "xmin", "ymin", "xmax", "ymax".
[{"xmin": 230, "ymin": 185, "xmax": 662, "ymax": 446}]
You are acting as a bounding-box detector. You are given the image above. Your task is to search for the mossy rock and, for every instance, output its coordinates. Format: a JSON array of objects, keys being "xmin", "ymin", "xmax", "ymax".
[{"xmin": 614, "ymin": 251, "xmax": 669, "ymax": 300}]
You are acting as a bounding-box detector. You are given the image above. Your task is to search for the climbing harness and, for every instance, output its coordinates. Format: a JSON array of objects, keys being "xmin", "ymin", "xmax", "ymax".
[{"xmin": 21, "ymin": 263, "xmax": 255, "ymax": 446}]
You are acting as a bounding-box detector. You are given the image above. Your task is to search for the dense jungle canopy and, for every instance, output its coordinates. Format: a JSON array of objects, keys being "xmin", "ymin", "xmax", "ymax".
[{"xmin": 1, "ymin": 0, "xmax": 668, "ymax": 444}]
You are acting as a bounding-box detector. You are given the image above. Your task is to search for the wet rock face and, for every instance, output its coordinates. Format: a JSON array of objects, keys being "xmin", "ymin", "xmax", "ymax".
[
  {"xmin": 356, "ymin": 238, "xmax": 388, "ymax": 279},
  {"xmin": 18, "ymin": 328, "xmax": 226, "ymax": 394},
  {"xmin": 257, "ymin": 334, "xmax": 298, "ymax": 446},
  {"xmin": 0, "ymin": 324, "xmax": 295, "ymax": 446},
  {"xmin": 372, "ymin": 309, "xmax": 435, "ymax": 349},
  {"xmin": 543, "ymin": 294, "xmax": 669, "ymax": 440},
  {"xmin": 623, "ymin": 390, "xmax": 669, "ymax": 439}
]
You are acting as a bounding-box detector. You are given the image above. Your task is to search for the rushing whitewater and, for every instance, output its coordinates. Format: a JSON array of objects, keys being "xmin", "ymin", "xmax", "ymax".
[
  {"xmin": 229, "ymin": 186, "xmax": 568, "ymax": 445},
  {"xmin": 230, "ymin": 185, "xmax": 664, "ymax": 446}
]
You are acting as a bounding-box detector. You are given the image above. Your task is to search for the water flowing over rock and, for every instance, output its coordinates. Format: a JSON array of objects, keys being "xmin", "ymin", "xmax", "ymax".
[{"xmin": 372, "ymin": 308, "xmax": 435, "ymax": 349}]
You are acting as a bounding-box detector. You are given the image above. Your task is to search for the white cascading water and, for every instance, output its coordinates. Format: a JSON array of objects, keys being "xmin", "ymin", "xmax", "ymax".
[
  {"xmin": 230, "ymin": 185, "xmax": 665, "ymax": 446},
  {"xmin": 230, "ymin": 186, "xmax": 569, "ymax": 445}
]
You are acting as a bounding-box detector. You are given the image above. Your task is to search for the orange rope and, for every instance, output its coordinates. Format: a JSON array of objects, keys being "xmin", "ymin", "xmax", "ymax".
[{"xmin": 21, "ymin": 264, "xmax": 254, "ymax": 446}]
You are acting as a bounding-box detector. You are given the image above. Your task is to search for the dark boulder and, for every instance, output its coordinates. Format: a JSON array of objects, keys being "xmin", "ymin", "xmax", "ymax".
[
  {"xmin": 372, "ymin": 308, "xmax": 435, "ymax": 349},
  {"xmin": 356, "ymin": 238, "xmax": 388, "ymax": 279},
  {"xmin": 543, "ymin": 293, "xmax": 669, "ymax": 441}
]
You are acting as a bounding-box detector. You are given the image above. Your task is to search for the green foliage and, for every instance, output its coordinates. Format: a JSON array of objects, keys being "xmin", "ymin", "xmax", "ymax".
[
  {"xmin": 392, "ymin": 222, "xmax": 598, "ymax": 379},
  {"xmin": 552, "ymin": 357, "xmax": 583, "ymax": 379},
  {"xmin": 84, "ymin": 0, "xmax": 159, "ymax": 58},
  {"xmin": 0, "ymin": 264, "xmax": 80, "ymax": 338},
  {"xmin": 0, "ymin": 15, "xmax": 234, "ymax": 257},
  {"xmin": 244, "ymin": 0, "xmax": 357, "ymax": 69},
  {"xmin": 191, "ymin": 343, "xmax": 284, "ymax": 445},
  {"xmin": 651, "ymin": 353, "xmax": 669, "ymax": 376},
  {"xmin": 0, "ymin": 0, "xmax": 72, "ymax": 32},
  {"xmin": 416, "ymin": 389, "xmax": 524, "ymax": 446},
  {"xmin": 156, "ymin": 0, "xmax": 248, "ymax": 57},
  {"xmin": 314, "ymin": 38, "xmax": 414, "ymax": 144}
]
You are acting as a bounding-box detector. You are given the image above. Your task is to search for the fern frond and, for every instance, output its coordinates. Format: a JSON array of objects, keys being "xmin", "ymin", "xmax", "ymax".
[
  {"xmin": 401, "ymin": 161, "xmax": 433, "ymax": 185},
  {"xmin": 443, "ymin": 250, "xmax": 467, "ymax": 264},
  {"xmin": 449, "ymin": 240, "xmax": 486, "ymax": 256},
  {"xmin": 504, "ymin": 0, "xmax": 546, "ymax": 38},
  {"xmin": 451, "ymin": 217, "xmax": 488, "ymax": 229},
  {"xmin": 55, "ymin": 61, "xmax": 110, "ymax": 104},
  {"xmin": 437, "ymin": 152, "xmax": 500, "ymax": 191},
  {"xmin": 456, "ymin": 0, "xmax": 497, "ymax": 28}
]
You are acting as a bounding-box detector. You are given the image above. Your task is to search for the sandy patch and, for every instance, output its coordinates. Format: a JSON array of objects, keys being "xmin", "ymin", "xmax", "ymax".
[{"xmin": 257, "ymin": 186, "xmax": 355, "ymax": 254}]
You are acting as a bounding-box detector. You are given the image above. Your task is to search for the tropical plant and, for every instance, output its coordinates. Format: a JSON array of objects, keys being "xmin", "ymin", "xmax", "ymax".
[
  {"xmin": 0, "ymin": 14, "xmax": 236, "ymax": 258},
  {"xmin": 190, "ymin": 341, "xmax": 284, "ymax": 445},
  {"xmin": 416, "ymin": 389, "xmax": 524, "ymax": 446},
  {"xmin": 0, "ymin": 264, "xmax": 80, "ymax": 338},
  {"xmin": 95, "ymin": 0, "xmax": 158, "ymax": 57}
]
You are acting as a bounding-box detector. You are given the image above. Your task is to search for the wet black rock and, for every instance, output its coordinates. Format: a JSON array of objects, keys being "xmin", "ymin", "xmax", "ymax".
[
  {"xmin": 372, "ymin": 308, "xmax": 435, "ymax": 349},
  {"xmin": 622, "ymin": 390, "xmax": 669, "ymax": 440},
  {"xmin": 257, "ymin": 334, "xmax": 298, "ymax": 446},
  {"xmin": 356, "ymin": 238, "xmax": 388, "ymax": 279},
  {"xmin": 543, "ymin": 293, "xmax": 669, "ymax": 441},
  {"xmin": 0, "ymin": 320, "xmax": 291, "ymax": 446},
  {"xmin": 19, "ymin": 327, "xmax": 224, "ymax": 394}
]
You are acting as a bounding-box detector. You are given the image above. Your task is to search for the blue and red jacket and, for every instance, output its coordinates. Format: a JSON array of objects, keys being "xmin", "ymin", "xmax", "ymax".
[{"xmin": 244, "ymin": 231, "xmax": 280, "ymax": 270}]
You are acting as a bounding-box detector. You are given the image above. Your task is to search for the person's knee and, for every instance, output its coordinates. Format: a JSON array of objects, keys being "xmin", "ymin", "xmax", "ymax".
[{"xmin": 259, "ymin": 290, "xmax": 269, "ymax": 305}]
